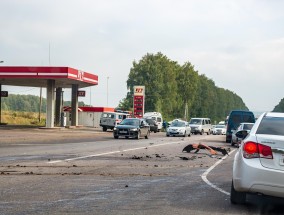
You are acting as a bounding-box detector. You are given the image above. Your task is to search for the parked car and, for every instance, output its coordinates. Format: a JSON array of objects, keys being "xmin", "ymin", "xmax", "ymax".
[
  {"xmin": 166, "ymin": 119, "xmax": 191, "ymax": 137},
  {"xmin": 189, "ymin": 118, "xmax": 212, "ymax": 135},
  {"xmin": 226, "ymin": 110, "xmax": 255, "ymax": 143},
  {"xmin": 144, "ymin": 118, "xmax": 158, "ymax": 133},
  {"xmin": 231, "ymin": 122, "xmax": 254, "ymax": 146},
  {"xmin": 212, "ymin": 124, "xmax": 226, "ymax": 135},
  {"xmin": 231, "ymin": 112, "xmax": 284, "ymax": 204},
  {"xmin": 113, "ymin": 118, "xmax": 150, "ymax": 139}
]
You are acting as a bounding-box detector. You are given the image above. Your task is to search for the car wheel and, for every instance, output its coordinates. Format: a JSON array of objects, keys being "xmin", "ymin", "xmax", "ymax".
[
  {"xmin": 103, "ymin": 127, "xmax": 107, "ymax": 132},
  {"xmin": 166, "ymin": 134, "xmax": 169, "ymax": 137},
  {"xmin": 114, "ymin": 135, "xmax": 118, "ymax": 139},
  {"xmin": 230, "ymin": 180, "xmax": 246, "ymax": 204},
  {"xmin": 183, "ymin": 131, "xmax": 186, "ymax": 137},
  {"xmin": 207, "ymin": 130, "xmax": 210, "ymax": 135},
  {"xmin": 145, "ymin": 131, "xmax": 149, "ymax": 139},
  {"xmin": 125, "ymin": 136, "xmax": 129, "ymax": 139},
  {"xmin": 136, "ymin": 131, "xmax": 141, "ymax": 139},
  {"xmin": 188, "ymin": 132, "xmax": 191, "ymax": 137},
  {"xmin": 200, "ymin": 130, "xmax": 204, "ymax": 135}
]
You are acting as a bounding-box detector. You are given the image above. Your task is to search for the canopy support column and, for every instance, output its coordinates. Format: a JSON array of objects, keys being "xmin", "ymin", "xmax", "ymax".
[
  {"xmin": 46, "ymin": 80, "xmax": 55, "ymax": 128},
  {"xmin": 71, "ymin": 84, "xmax": 78, "ymax": 126}
]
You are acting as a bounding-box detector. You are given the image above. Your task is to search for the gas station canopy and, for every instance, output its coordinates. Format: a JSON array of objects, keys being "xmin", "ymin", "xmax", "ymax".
[
  {"xmin": 0, "ymin": 66, "xmax": 99, "ymax": 128},
  {"xmin": 0, "ymin": 66, "xmax": 98, "ymax": 88}
]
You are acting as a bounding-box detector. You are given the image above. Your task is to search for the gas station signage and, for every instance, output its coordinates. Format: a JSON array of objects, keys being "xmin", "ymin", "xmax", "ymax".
[
  {"xmin": 0, "ymin": 91, "xmax": 8, "ymax": 97},
  {"xmin": 77, "ymin": 90, "xmax": 86, "ymax": 97},
  {"xmin": 133, "ymin": 86, "xmax": 145, "ymax": 118}
]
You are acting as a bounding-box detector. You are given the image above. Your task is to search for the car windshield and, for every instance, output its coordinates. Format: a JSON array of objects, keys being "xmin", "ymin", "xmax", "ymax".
[
  {"xmin": 171, "ymin": 121, "xmax": 185, "ymax": 127},
  {"xmin": 189, "ymin": 119, "xmax": 201, "ymax": 125},
  {"xmin": 256, "ymin": 117, "xmax": 284, "ymax": 135},
  {"xmin": 120, "ymin": 119, "xmax": 139, "ymax": 126}
]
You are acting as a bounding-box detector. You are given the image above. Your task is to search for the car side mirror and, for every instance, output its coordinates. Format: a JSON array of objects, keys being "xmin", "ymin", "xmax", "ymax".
[{"xmin": 235, "ymin": 130, "xmax": 248, "ymax": 139}]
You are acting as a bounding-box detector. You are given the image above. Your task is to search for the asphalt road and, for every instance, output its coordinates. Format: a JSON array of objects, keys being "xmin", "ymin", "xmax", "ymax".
[{"xmin": 0, "ymin": 127, "xmax": 283, "ymax": 215}]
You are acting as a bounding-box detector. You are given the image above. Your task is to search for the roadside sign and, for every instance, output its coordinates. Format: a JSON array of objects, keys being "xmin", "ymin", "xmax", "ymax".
[
  {"xmin": 0, "ymin": 91, "xmax": 8, "ymax": 97},
  {"xmin": 133, "ymin": 86, "xmax": 145, "ymax": 118},
  {"xmin": 77, "ymin": 90, "xmax": 86, "ymax": 97}
]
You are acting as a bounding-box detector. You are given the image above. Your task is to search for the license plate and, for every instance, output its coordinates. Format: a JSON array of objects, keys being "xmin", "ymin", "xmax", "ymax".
[
  {"xmin": 119, "ymin": 131, "xmax": 127, "ymax": 134},
  {"xmin": 279, "ymin": 155, "xmax": 284, "ymax": 166}
]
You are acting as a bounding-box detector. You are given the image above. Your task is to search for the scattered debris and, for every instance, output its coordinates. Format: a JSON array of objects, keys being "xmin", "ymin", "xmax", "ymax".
[
  {"xmin": 182, "ymin": 143, "xmax": 229, "ymax": 156},
  {"xmin": 125, "ymin": 185, "xmax": 129, "ymax": 188},
  {"xmin": 179, "ymin": 157, "xmax": 189, "ymax": 160},
  {"xmin": 73, "ymin": 165, "xmax": 77, "ymax": 167},
  {"xmin": 132, "ymin": 155, "xmax": 142, "ymax": 160},
  {"xmin": 179, "ymin": 156, "xmax": 197, "ymax": 161}
]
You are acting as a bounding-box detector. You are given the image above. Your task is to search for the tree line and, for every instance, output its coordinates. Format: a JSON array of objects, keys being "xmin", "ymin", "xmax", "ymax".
[
  {"xmin": 2, "ymin": 52, "xmax": 282, "ymax": 121},
  {"xmin": 118, "ymin": 52, "xmax": 249, "ymax": 123},
  {"xmin": 1, "ymin": 94, "xmax": 86, "ymax": 112}
]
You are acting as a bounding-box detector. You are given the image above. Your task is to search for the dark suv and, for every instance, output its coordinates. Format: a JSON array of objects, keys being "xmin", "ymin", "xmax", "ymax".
[{"xmin": 226, "ymin": 110, "xmax": 255, "ymax": 143}]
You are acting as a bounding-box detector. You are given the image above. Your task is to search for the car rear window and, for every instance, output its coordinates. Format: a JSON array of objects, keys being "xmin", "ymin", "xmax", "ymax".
[{"xmin": 256, "ymin": 117, "xmax": 284, "ymax": 135}]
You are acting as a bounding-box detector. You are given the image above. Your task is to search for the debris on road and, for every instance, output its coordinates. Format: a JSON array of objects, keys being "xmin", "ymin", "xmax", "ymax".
[
  {"xmin": 182, "ymin": 143, "xmax": 229, "ymax": 156},
  {"xmin": 179, "ymin": 156, "xmax": 197, "ymax": 161}
]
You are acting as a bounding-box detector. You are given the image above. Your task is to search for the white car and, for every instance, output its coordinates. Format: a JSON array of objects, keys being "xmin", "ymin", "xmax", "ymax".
[
  {"xmin": 166, "ymin": 119, "xmax": 191, "ymax": 137},
  {"xmin": 231, "ymin": 112, "xmax": 284, "ymax": 204},
  {"xmin": 212, "ymin": 124, "xmax": 226, "ymax": 135}
]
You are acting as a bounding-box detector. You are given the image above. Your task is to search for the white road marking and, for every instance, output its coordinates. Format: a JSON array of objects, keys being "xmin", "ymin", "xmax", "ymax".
[
  {"xmin": 47, "ymin": 141, "xmax": 183, "ymax": 164},
  {"xmin": 201, "ymin": 149, "xmax": 236, "ymax": 196}
]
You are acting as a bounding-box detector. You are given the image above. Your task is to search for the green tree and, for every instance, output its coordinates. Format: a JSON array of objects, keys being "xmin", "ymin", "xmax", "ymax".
[
  {"xmin": 273, "ymin": 98, "xmax": 284, "ymax": 112},
  {"xmin": 119, "ymin": 52, "xmax": 249, "ymax": 122}
]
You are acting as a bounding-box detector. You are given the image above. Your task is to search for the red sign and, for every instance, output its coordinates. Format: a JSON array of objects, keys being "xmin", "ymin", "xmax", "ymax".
[
  {"xmin": 0, "ymin": 91, "xmax": 8, "ymax": 97},
  {"xmin": 133, "ymin": 95, "xmax": 144, "ymax": 118},
  {"xmin": 77, "ymin": 91, "xmax": 86, "ymax": 97}
]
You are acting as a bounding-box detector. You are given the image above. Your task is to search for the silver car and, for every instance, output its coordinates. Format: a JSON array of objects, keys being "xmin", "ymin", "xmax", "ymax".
[
  {"xmin": 166, "ymin": 119, "xmax": 191, "ymax": 137},
  {"xmin": 231, "ymin": 112, "xmax": 284, "ymax": 204}
]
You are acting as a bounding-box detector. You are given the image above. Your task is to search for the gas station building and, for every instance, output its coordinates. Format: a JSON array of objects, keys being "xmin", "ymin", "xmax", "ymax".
[{"xmin": 0, "ymin": 66, "xmax": 98, "ymax": 128}]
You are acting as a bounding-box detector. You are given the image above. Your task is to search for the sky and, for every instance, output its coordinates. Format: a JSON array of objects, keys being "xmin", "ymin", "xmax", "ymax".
[{"xmin": 0, "ymin": 0, "xmax": 284, "ymax": 112}]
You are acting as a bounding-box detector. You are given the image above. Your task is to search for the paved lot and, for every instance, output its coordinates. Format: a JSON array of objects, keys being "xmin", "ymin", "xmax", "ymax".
[{"xmin": 0, "ymin": 125, "xmax": 109, "ymax": 145}]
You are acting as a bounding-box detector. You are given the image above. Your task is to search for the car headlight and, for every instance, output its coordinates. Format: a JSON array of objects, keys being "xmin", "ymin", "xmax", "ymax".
[
  {"xmin": 130, "ymin": 128, "xmax": 138, "ymax": 131},
  {"xmin": 113, "ymin": 127, "xmax": 117, "ymax": 131}
]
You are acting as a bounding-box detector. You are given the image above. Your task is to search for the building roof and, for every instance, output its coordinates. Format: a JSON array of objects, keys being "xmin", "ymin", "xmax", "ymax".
[{"xmin": 0, "ymin": 66, "xmax": 98, "ymax": 88}]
